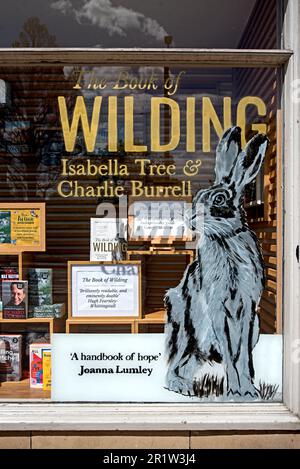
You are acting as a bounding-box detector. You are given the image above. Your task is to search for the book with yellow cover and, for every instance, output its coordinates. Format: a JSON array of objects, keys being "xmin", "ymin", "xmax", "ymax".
[
  {"xmin": 29, "ymin": 343, "xmax": 51, "ymax": 388},
  {"xmin": 11, "ymin": 209, "xmax": 40, "ymax": 247},
  {"xmin": 42, "ymin": 350, "xmax": 51, "ymax": 391}
]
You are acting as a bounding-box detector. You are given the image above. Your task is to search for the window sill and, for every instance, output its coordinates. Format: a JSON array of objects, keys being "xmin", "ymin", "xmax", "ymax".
[{"xmin": 0, "ymin": 402, "xmax": 299, "ymax": 431}]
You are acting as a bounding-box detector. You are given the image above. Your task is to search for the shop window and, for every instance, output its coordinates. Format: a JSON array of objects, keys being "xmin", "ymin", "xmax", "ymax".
[{"xmin": 0, "ymin": 0, "xmax": 299, "ymax": 433}]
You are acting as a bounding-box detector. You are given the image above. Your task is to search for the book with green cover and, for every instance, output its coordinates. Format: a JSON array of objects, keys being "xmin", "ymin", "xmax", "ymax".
[
  {"xmin": 28, "ymin": 268, "xmax": 52, "ymax": 309},
  {"xmin": 0, "ymin": 211, "xmax": 11, "ymax": 244}
]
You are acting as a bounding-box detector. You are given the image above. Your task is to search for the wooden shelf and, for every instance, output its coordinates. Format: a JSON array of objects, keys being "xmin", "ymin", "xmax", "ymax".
[
  {"xmin": 66, "ymin": 312, "xmax": 166, "ymax": 333},
  {"xmin": 137, "ymin": 310, "xmax": 166, "ymax": 323},
  {"xmin": 134, "ymin": 310, "xmax": 166, "ymax": 333},
  {"xmin": 128, "ymin": 249, "xmax": 194, "ymax": 256},
  {"xmin": 0, "ymin": 378, "xmax": 50, "ymax": 400},
  {"xmin": 0, "ymin": 317, "xmax": 65, "ymax": 334},
  {"xmin": 66, "ymin": 317, "xmax": 135, "ymax": 333}
]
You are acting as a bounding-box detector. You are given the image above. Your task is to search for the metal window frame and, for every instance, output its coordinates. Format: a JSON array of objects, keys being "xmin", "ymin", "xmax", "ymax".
[{"xmin": 0, "ymin": 4, "xmax": 299, "ymax": 429}]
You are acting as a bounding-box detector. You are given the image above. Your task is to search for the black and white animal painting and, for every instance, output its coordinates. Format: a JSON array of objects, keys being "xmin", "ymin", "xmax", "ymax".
[{"xmin": 164, "ymin": 126, "xmax": 269, "ymax": 399}]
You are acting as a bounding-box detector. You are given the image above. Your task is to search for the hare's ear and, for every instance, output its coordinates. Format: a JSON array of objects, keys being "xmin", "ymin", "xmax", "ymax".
[
  {"xmin": 214, "ymin": 126, "xmax": 241, "ymax": 184},
  {"xmin": 231, "ymin": 133, "xmax": 269, "ymax": 190}
]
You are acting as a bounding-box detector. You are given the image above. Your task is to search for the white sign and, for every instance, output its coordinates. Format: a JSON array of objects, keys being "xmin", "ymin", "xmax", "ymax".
[
  {"xmin": 129, "ymin": 200, "xmax": 192, "ymax": 241},
  {"xmin": 51, "ymin": 333, "xmax": 282, "ymax": 402},
  {"xmin": 71, "ymin": 263, "xmax": 140, "ymax": 317},
  {"xmin": 90, "ymin": 218, "xmax": 127, "ymax": 261}
]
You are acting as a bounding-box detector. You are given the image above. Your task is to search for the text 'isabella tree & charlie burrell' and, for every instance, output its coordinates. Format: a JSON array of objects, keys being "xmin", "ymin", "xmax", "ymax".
[{"xmin": 56, "ymin": 89, "xmax": 268, "ymax": 198}]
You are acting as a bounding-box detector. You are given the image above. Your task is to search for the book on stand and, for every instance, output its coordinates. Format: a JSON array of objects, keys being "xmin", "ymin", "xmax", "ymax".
[
  {"xmin": 28, "ymin": 268, "xmax": 52, "ymax": 310},
  {"xmin": 2, "ymin": 280, "xmax": 28, "ymax": 319},
  {"xmin": 0, "ymin": 334, "xmax": 22, "ymax": 381}
]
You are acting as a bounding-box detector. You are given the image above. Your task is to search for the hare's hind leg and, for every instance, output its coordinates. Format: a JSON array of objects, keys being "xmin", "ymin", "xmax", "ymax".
[
  {"xmin": 218, "ymin": 302, "xmax": 259, "ymax": 399},
  {"xmin": 235, "ymin": 302, "xmax": 260, "ymax": 398}
]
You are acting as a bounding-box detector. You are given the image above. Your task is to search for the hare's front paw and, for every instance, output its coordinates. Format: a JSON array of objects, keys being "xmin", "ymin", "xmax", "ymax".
[{"xmin": 166, "ymin": 376, "xmax": 195, "ymax": 397}]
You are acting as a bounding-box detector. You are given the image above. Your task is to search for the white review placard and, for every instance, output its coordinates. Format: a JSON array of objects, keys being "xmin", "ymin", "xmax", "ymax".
[{"xmin": 71, "ymin": 262, "xmax": 140, "ymax": 317}]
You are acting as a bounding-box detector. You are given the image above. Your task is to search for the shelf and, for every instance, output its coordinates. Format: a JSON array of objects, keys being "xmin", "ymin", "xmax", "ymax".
[
  {"xmin": 0, "ymin": 317, "xmax": 65, "ymax": 333},
  {"xmin": 66, "ymin": 312, "xmax": 166, "ymax": 333},
  {"xmin": 0, "ymin": 378, "xmax": 50, "ymax": 400},
  {"xmin": 136, "ymin": 310, "xmax": 166, "ymax": 323},
  {"xmin": 134, "ymin": 310, "xmax": 166, "ymax": 333},
  {"xmin": 66, "ymin": 317, "xmax": 135, "ymax": 333}
]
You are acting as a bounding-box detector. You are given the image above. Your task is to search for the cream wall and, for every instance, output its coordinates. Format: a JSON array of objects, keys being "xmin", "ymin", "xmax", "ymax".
[{"xmin": 0, "ymin": 432, "xmax": 300, "ymax": 449}]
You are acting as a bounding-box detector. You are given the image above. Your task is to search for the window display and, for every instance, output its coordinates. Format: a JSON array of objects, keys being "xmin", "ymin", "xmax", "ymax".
[{"xmin": 0, "ymin": 62, "xmax": 282, "ymax": 404}]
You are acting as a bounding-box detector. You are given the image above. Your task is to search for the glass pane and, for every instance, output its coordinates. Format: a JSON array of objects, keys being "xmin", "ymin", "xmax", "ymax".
[
  {"xmin": 0, "ymin": 63, "xmax": 282, "ymax": 402},
  {"xmin": 1, "ymin": 0, "xmax": 279, "ymax": 49}
]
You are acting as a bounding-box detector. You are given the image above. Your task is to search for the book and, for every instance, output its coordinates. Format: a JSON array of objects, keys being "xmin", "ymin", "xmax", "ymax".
[
  {"xmin": 90, "ymin": 218, "xmax": 127, "ymax": 261},
  {"xmin": 0, "ymin": 210, "xmax": 11, "ymax": 244},
  {"xmin": 42, "ymin": 350, "xmax": 51, "ymax": 391},
  {"xmin": 29, "ymin": 343, "xmax": 51, "ymax": 388},
  {"xmin": 0, "ymin": 267, "xmax": 19, "ymax": 314},
  {"xmin": 2, "ymin": 280, "xmax": 28, "ymax": 319},
  {"xmin": 10, "ymin": 208, "xmax": 40, "ymax": 247},
  {"xmin": 0, "ymin": 334, "xmax": 22, "ymax": 381},
  {"xmin": 28, "ymin": 268, "xmax": 52, "ymax": 309},
  {"xmin": 29, "ymin": 303, "xmax": 65, "ymax": 318},
  {"xmin": 0, "ymin": 266, "xmax": 19, "ymax": 283},
  {"xmin": 22, "ymin": 331, "xmax": 50, "ymax": 377}
]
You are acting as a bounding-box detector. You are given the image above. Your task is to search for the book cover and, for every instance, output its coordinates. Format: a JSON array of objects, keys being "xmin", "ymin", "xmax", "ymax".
[
  {"xmin": 2, "ymin": 280, "xmax": 28, "ymax": 319},
  {"xmin": 29, "ymin": 343, "xmax": 51, "ymax": 388},
  {"xmin": 42, "ymin": 350, "xmax": 51, "ymax": 391},
  {"xmin": 22, "ymin": 331, "xmax": 50, "ymax": 378},
  {"xmin": 28, "ymin": 268, "xmax": 52, "ymax": 309},
  {"xmin": 0, "ymin": 267, "xmax": 19, "ymax": 315},
  {"xmin": 0, "ymin": 334, "xmax": 22, "ymax": 382},
  {"xmin": 90, "ymin": 218, "xmax": 127, "ymax": 261},
  {"xmin": 10, "ymin": 209, "xmax": 40, "ymax": 247},
  {"xmin": 0, "ymin": 210, "xmax": 11, "ymax": 244}
]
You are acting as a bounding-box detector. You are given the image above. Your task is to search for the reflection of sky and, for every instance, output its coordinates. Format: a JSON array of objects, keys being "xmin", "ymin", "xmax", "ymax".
[{"xmin": 0, "ymin": 1, "xmax": 256, "ymax": 48}]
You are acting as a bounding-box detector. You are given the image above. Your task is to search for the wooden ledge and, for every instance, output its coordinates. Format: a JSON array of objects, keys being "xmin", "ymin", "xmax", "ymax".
[{"xmin": 0, "ymin": 48, "xmax": 292, "ymax": 67}]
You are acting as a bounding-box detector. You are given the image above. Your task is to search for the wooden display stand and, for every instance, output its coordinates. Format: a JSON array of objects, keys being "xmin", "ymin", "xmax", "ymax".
[
  {"xmin": 0, "ymin": 203, "xmax": 64, "ymax": 399},
  {"xmin": 65, "ymin": 197, "xmax": 195, "ymax": 335}
]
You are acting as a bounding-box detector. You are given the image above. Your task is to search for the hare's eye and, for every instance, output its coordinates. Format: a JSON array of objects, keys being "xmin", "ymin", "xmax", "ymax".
[{"xmin": 213, "ymin": 193, "xmax": 226, "ymax": 206}]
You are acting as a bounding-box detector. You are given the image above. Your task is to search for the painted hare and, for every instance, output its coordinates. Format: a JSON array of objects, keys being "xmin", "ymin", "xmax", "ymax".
[{"xmin": 164, "ymin": 126, "xmax": 269, "ymax": 399}]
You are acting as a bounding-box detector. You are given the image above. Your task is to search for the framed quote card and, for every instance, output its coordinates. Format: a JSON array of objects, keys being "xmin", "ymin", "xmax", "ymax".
[{"xmin": 68, "ymin": 261, "xmax": 141, "ymax": 319}]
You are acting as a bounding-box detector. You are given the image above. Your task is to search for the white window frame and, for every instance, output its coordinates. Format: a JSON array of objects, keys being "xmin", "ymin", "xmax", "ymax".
[{"xmin": 0, "ymin": 0, "xmax": 299, "ymax": 431}]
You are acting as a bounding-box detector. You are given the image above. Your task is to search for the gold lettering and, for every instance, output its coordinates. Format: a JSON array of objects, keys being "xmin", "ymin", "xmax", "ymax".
[
  {"xmin": 124, "ymin": 97, "xmax": 147, "ymax": 152},
  {"xmin": 58, "ymin": 96, "xmax": 102, "ymax": 152},
  {"xmin": 237, "ymin": 96, "xmax": 267, "ymax": 146},
  {"xmin": 113, "ymin": 71, "xmax": 129, "ymax": 90},
  {"xmin": 186, "ymin": 97, "xmax": 195, "ymax": 152},
  {"xmin": 73, "ymin": 69, "xmax": 84, "ymax": 90},
  {"xmin": 108, "ymin": 96, "xmax": 118, "ymax": 152},
  {"xmin": 61, "ymin": 159, "xmax": 68, "ymax": 176},
  {"xmin": 202, "ymin": 97, "xmax": 232, "ymax": 152},
  {"xmin": 131, "ymin": 180, "xmax": 144, "ymax": 197},
  {"xmin": 57, "ymin": 180, "xmax": 72, "ymax": 198},
  {"xmin": 151, "ymin": 97, "xmax": 180, "ymax": 152}
]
